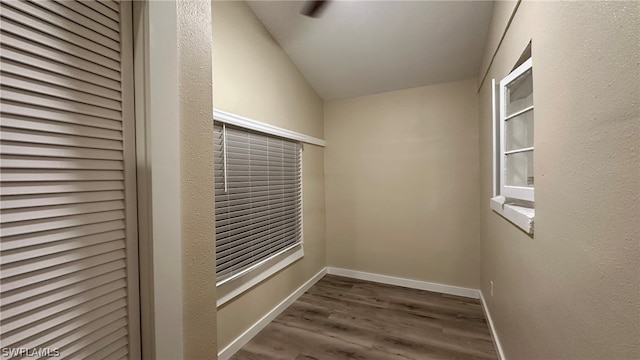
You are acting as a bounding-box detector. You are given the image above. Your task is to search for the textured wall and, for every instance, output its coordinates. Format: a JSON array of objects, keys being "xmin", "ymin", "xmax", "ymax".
[
  {"xmin": 178, "ymin": 0, "xmax": 217, "ymax": 358},
  {"xmin": 212, "ymin": 0, "xmax": 326, "ymax": 351},
  {"xmin": 324, "ymin": 78, "xmax": 481, "ymax": 289},
  {"xmin": 478, "ymin": 1, "xmax": 640, "ymax": 358}
]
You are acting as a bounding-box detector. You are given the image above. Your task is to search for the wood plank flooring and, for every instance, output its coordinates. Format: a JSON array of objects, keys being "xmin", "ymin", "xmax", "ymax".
[{"xmin": 230, "ymin": 275, "xmax": 498, "ymax": 360}]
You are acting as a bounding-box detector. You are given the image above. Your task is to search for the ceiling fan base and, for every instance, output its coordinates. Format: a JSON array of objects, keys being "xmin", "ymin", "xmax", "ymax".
[{"xmin": 301, "ymin": 0, "xmax": 330, "ymax": 18}]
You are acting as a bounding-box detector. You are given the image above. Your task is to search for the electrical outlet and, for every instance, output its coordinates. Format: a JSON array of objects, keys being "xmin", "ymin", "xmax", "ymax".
[{"xmin": 490, "ymin": 281, "xmax": 494, "ymax": 297}]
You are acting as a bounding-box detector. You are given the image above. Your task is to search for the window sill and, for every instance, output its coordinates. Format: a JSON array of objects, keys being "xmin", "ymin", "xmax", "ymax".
[
  {"xmin": 490, "ymin": 196, "xmax": 534, "ymax": 235},
  {"xmin": 216, "ymin": 244, "xmax": 304, "ymax": 307}
]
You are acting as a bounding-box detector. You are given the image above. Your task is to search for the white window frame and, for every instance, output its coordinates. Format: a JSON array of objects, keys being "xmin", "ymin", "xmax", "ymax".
[
  {"xmin": 490, "ymin": 57, "xmax": 535, "ymax": 235},
  {"xmin": 213, "ymin": 110, "xmax": 325, "ymax": 306},
  {"xmin": 499, "ymin": 57, "xmax": 534, "ymax": 202}
]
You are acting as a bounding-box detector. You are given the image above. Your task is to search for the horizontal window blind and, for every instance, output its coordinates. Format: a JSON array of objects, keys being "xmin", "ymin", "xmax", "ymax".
[{"xmin": 214, "ymin": 123, "xmax": 302, "ymax": 283}]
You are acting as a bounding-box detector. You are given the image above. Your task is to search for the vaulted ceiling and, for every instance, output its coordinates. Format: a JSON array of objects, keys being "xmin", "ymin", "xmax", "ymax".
[{"xmin": 247, "ymin": 1, "xmax": 494, "ymax": 100}]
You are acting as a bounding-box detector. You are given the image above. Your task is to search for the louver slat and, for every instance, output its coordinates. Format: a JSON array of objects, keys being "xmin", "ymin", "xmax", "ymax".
[
  {"xmin": 0, "ymin": 156, "xmax": 124, "ymax": 169},
  {"xmin": 214, "ymin": 123, "xmax": 303, "ymax": 283},
  {"xmin": 81, "ymin": 0, "xmax": 120, "ymax": 22},
  {"xmin": 0, "ymin": 191, "xmax": 124, "ymax": 209},
  {"xmin": 0, "ymin": 74, "xmax": 122, "ymax": 111},
  {"xmin": 26, "ymin": 0, "xmax": 120, "ymax": 40},
  {"xmin": 1, "ymin": 128, "xmax": 123, "ymax": 150},
  {"xmin": 0, "ymin": 19, "xmax": 120, "ymax": 72},
  {"xmin": 0, "ymin": 115, "xmax": 122, "ymax": 140},
  {"xmin": 1, "ymin": 252, "xmax": 126, "ymax": 293},
  {"xmin": 1, "ymin": 1, "xmax": 137, "ymax": 358},
  {"xmin": 1, "ymin": 269, "xmax": 126, "ymax": 319},
  {"xmin": 1, "ymin": 61, "xmax": 122, "ymax": 101},
  {"xmin": 1, "ymin": 230, "xmax": 126, "ymax": 265},
  {"xmin": 1, "ymin": 181, "xmax": 124, "ymax": 195},
  {"xmin": 1, "ymin": 260, "xmax": 126, "ymax": 306},
  {"xmin": 0, "ymin": 3, "xmax": 120, "ymax": 60},
  {"xmin": 47, "ymin": 316, "xmax": 128, "ymax": 359},
  {"xmin": 11, "ymin": 302, "xmax": 127, "ymax": 352},
  {"xmin": 98, "ymin": 0, "xmax": 120, "ymax": 14},
  {"xmin": 1, "ymin": 0, "xmax": 120, "ymax": 52},
  {"xmin": 49, "ymin": 2, "xmax": 119, "ymax": 32},
  {"xmin": 0, "ymin": 101, "xmax": 123, "ymax": 130},
  {"xmin": 1, "ymin": 291, "xmax": 127, "ymax": 347},
  {"xmin": 64, "ymin": 327, "xmax": 128, "ymax": 360},
  {"xmin": 0, "ymin": 47, "xmax": 122, "ymax": 92},
  {"xmin": 0, "ymin": 87, "xmax": 122, "ymax": 121},
  {"xmin": 0, "ymin": 32, "xmax": 120, "ymax": 82}
]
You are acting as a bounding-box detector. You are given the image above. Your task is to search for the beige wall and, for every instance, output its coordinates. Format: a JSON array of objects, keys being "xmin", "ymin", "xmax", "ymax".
[
  {"xmin": 478, "ymin": 1, "xmax": 640, "ymax": 359},
  {"xmin": 212, "ymin": 0, "xmax": 326, "ymax": 351},
  {"xmin": 178, "ymin": 0, "xmax": 217, "ymax": 358},
  {"xmin": 324, "ymin": 79, "xmax": 481, "ymax": 289}
]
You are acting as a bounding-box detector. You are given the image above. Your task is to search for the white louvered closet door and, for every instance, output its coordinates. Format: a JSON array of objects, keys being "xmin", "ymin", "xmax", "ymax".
[{"xmin": 0, "ymin": 1, "xmax": 140, "ymax": 359}]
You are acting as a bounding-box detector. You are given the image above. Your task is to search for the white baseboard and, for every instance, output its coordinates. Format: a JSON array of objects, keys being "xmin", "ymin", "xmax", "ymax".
[
  {"xmin": 479, "ymin": 291, "xmax": 506, "ymax": 360},
  {"xmin": 217, "ymin": 267, "xmax": 327, "ymax": 360},
  {"xmin": 326, "ymin": 267, "xmax": 480, "ymax": 299}
]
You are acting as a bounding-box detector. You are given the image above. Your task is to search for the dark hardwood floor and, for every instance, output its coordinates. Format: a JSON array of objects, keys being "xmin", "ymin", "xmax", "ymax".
[{"xmin": 230, "ymin": 275, "xmax": 498, "ymax": 360}]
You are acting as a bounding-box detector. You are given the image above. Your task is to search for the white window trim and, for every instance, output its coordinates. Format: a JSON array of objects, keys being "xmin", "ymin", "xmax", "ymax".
[
  {"xmin": 213, "ymin": 112, "xmax": 308, "ymax": 307},
  {"xmin": 216, "ymin": 244, "xmax": 304, "ymax": 307},
  {"xmin": 491, "ymin": 57, "xmax": 535, "ymax": 235},
  {"xmin": 213, "ymin": 109, "xmax": 326, "ymax": 147},
  {"xmin": 491, "ymin": 78, "xmax": 500, "ymax": 197},
  {"xmin": 499, "ymin": 58, "xmax": 534, "ymax": 202},
  {"xmin": 490, "ymin": 196, "xmax": 534, "ymax": 234}
]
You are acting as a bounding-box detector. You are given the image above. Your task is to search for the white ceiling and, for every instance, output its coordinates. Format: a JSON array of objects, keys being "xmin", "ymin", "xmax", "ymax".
[{"xmin": 247, "ymin": 0, "xmax": 493, "ymax": 100}]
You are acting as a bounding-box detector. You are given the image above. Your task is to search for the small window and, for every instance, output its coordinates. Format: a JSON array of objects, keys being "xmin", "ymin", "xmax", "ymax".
[
  {"xmin": 499, "ymin": 58, "xmax": 534, "ymax": 202},
  {"xmin": 214, "ymin": 123, "xmax": 303, "ymax": 286},
  {"xmin": 490, "ymin": 56, "xmax": 535, "ymax": 234}
]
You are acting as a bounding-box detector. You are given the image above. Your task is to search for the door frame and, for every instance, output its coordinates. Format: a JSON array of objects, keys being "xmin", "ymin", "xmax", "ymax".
[{"xmin": 132, "ymin": 2, "xmax": 184, "ymax": 359}]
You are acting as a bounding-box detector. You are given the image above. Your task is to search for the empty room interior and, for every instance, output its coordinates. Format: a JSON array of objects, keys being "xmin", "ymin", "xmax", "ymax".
[{"xmin": 0, "ymin": 0, "xmax": 638, "ymax": 359}]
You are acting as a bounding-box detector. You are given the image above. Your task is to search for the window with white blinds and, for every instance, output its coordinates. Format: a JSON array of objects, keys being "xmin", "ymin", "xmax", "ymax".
[
  {"xmin": 0, "ymin": 0, "xmax": 139, "ymax": 358},
  {"xmin": 214, "ymin": 123, "xmax": 303, "ymax": 284}
]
